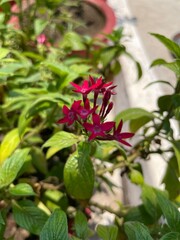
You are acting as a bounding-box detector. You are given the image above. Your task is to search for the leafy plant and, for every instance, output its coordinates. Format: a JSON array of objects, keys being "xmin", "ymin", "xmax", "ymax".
[{"xmin": 0, "ymin": 1, "xmax": 179, "ymax": 239}]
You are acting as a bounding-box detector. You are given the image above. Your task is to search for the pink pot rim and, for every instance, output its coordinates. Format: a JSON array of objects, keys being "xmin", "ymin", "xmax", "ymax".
[{"xmin": 86, "ymin": 0, "xmax": 116, "ymax": 39}]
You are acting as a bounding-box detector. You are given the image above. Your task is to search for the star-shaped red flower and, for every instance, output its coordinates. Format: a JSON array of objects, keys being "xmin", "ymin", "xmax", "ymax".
[
  {"xmin": 76, "ymin": 99, "xmax": 97, "ymax": 120},
  {"xmin": 83, "ymin": 113, "xmax": 114, "ymax": 140},
  {"xmin": 111, "ymin": 120, "xmax": 134, "ymax": 146},
  {"xmin": 57, "ymin": 100, "xmax": 81, "ymax": 126}
]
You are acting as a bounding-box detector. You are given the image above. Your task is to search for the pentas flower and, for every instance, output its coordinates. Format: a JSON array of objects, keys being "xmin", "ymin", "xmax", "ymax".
[
  {"xmin": 83, "ymin": 113, "xmax": 115, "ymax": 140},
  {"xmin": 57, "ymin": 100, "xmax": 81, "ymax": 126},
  {"xmin": 108, "ymin": 120, "xmax": 134, "ymax": 147},
  {"xmin": 76, "ymin": 99, "xmax": 97, "ymax": 120},
  {"xmin": 57, "ymin": 75, "xmax": 134, "ymax": 147}
]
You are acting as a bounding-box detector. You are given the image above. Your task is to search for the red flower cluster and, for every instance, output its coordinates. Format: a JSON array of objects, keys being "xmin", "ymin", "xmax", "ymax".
[{"xmin": 57, "ymin": 76, "xmax": 134, "ymax": 147}]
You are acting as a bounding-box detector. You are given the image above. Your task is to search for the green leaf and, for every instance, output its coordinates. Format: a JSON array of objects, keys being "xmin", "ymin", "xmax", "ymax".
[
  {"xmin": 0, "ymin": 48, "xmax": 10, "ymax": 59},
  {"xmin": 61, "ymin": 31, "xmax": 86, "ymax": 50},
  {"xmin": 0, "ymin": 210, "xmax": 6, "ymax": 239},
  {"xmin": 174, "ymin": 106, "xmax": 180, "ymax": 120},
  {"xmin": 0, "ymin": 62, "xmax": 29, "ymax": 77},
  {"xmin": 163, "ymin": 61, "xmax": 180, "ymax": 77},
  {"xmin": 75, "ymin": 211, "xmax": 89, "ymax": 239},
  {"xmin": 172, "ymin": 141, "xmax": 180, "ymax": 174},
  {"xmin": 156, "ymin": 191, "xmax": 180, "ymax": 232},
  {"xmin": 34, "ymin": 19, "xmax": 48, "ymax": 36},
  {"xmin": 160, "ymin": 232, "xmax": 180, "ymax": 240},
  {"xmin": 44, "ymin": 190, "xmax": 68, "ymax": 211},
  {"xmin": 0, "ymin": 148, "xmax": 30, "ymax": 189},
  {"xmin": 43, "ymin": 131, "xmax": 79, "ymax": 153},
  {"xmin": 12, "ymin": 200, "xmax": 48, "ymax": 235},
  {"xmin": 141, "ymin": 185, "xmax": 162, "ymax": 221},
  {"xmin": 64, "ymin": 142, "xmax": 95, "ymax": 199},
  {"xmin": 96, "ymin": 224, "xmax": 118, "ymax": 240},
  {"xmin": 144, "ymin": 80, "xmax": 174, "ymax": 89},
  {"xmin": 162, "ymin": 156, "xmax": 180, "ymax": 199},
  {"xmin": 18, "ymin": 106, "xmax": 32, "ymax": 138},
  {"xmin": 9, "ymin": 183, "xmax": 35, "ymax": 196},
  {"xmin": 0, "ymin": 0, "xmax": 12, "ymax": 5},
  {"xmin": 31, "ymin": 147, "xmax": 47, "ymax": 175},
  {"xmin": 94, "ymin": 140, "xmax": 127, "ymax": 160},
  {"xmin": 129, "ymin": 116, "xmax": 153, "ymax": 132},
  {"xmin": 150, "ymin": 33, "xmax": 180, "ymax": 58},
  {"xmin": 124, "ymin": 221, "xmax": 153, "ymax": 240},
  {"xmin": 150, "ymin": 58, "xmax": 167, "ymax": 67},
  {"xmin": 40, "ymin": 209, "xmax": 69, "ymax": 240},
  {"xmin": 158, "ymin": 95, "xmax": 172, "ymax": 112},
  {"xmin": 0, "ymin": 128, "xmax": 20, "ymax": 164},
  {"xmin": 25, "ymin": 97, "xmax": 57, "ymax": 118},
  {"xmin": 135, "ymin": 61, "xmax": 143, "ymax": 80},
  {"xmin": 110, "ymin": 60, "xmax": 121, "ymax": 75},
  {"xmin": 129, "ymin": 169, "xmax": 144, "ymax": 185},
  {"xmin": 115, "ymin": 108, "xmax": 154, "ymax": 124},
  {"xmin": 124, "ymin": 205, "xmax": 154, "ymax": 225},
  {"xmin": 99, "ymin": 46, "xmax": 120, "ymax": 68}
]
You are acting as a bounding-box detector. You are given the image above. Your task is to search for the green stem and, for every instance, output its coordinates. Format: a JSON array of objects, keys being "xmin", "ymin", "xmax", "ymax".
[
  {"xmin": 96, "ymin": 151, "xmax": 139, "ymax": 176},
  {"xmin": 89, "ymin": 200, "xmax": 125, "ymax": 218}
]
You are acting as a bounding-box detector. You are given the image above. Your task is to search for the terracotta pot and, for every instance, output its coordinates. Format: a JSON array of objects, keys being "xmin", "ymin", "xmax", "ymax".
[
  {"xmin": 7, "ymin": 0, "xmax": 116, "ymax": 42},
  {"xmin": 85, "ymin": 0, "xmax": 116, "ymax": 40}
]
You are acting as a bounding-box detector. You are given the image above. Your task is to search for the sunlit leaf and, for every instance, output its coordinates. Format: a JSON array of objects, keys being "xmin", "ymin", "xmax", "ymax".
[
  {"xmin": 0, "ymin": 128, "xmax": 20, "ymax": 164},
  {"xmin": 64, "ymin": 142, "xmax": 94, "ymax": 199},
  {"xmin": 0, "ymin": 148, "xmax": 30, "ymax": 189}
]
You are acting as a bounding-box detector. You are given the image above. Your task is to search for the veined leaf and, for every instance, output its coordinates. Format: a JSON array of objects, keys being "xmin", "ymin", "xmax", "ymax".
[
  {"xmin": 40, "ymin": 209, "xmax": 69, "ymax": 240},
  {"xmin": 64, "ymin": 142, "xmax": 95, "ymax": 199},
  {"xmin": 124, "ymin": 221, "xmax": 153, "ymax": 240},
  {"xmin": 141, "ymin": 185, "xmax": 162, "ymax": 221},
  {"xmin": 0, "ymin": 148, "xmax": 30, "ymax": 189},
  {"xmin": 75, "ymin": 211, "xmax": 89, "ymax": 239},
  {"xmin": 96, "ymin": 224, "xmax": 118, "ymax": 240},
  {"xmin": 12, "ymin": 200, "xmax": 48, "ymax": 235},
  {"xmin": 9, "ymin": 183, "xmax": 35, "ymax": 196},
  {"xmin": 160, "ymin": 232, "xmax": 180, "ymax": 240},
  {"xmin": 156, "ymin": 191, "xmax": 180, "ymax": 232},
  {"xmin": 43, "ymin": 131, "xmax": 79, "ymax": 151},
  {"xmin": 0, "ymin": 128, "xmax": 20, "ymax": 164}
]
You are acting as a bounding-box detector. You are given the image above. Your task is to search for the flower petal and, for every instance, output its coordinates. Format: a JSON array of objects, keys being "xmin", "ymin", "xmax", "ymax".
[{"xmin": 102, "ymin": 121, "xmax": 115, "ymax": 131}]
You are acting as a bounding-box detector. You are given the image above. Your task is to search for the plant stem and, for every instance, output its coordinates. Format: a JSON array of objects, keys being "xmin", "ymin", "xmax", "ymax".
[
  {"xmin": 96, "ymin": 151, "xmax": 139, "ymax": 176},
  {"xmin": 89, "ymin": 200, "xmax": 125, "ymax": 218}
]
